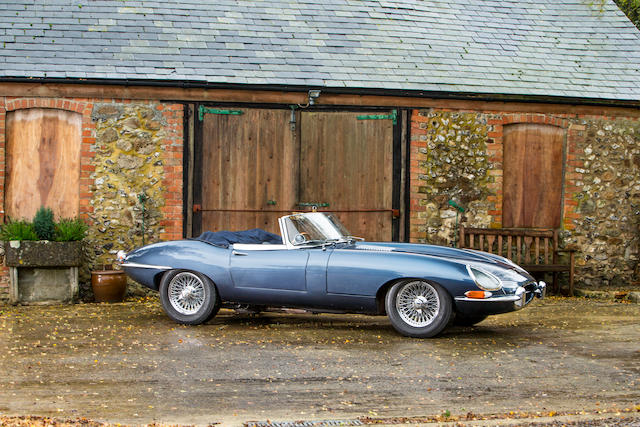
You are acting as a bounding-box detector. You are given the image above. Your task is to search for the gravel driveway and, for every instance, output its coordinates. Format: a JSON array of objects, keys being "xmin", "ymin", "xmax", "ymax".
[{"xmin": 0, "ymin": 297, "xmax": 638, "ymax": 426}]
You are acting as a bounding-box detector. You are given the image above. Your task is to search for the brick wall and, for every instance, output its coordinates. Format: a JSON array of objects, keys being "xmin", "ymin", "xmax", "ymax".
[
  {"xmin": 0, "ymin": 97, "xmax": 184, "ymax": 301},
  {"xmin": 158, "ymin": 104, "xmax": 185, "ymax": 241}
]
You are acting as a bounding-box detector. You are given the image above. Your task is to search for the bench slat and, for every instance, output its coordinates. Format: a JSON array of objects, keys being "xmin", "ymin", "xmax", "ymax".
[
  {"xmin": 487, "ymin": 235, "xmax": 495, "ymax": 254},
  {"xmin": 524, "ymin": 236, "xmax": 533, "ymax": 264},
  {"xmin": 544, "ymin": 237, "xmax": 549, "ymax": 264}
]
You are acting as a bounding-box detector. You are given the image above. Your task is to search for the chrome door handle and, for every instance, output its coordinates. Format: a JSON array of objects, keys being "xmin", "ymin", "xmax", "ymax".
[{"xmin": 232, "ymin": 250, "xmax": 248, "ymax": 256}]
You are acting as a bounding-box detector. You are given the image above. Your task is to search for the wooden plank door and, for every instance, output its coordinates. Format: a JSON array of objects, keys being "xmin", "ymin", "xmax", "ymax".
[
  {"xmin": 198, "ymin": 108, "xmax": 297, "ymax": 235},
  {"xmin": 5, "ymin": 108, "xmax": 81, "ymax": 220},
  {"xmin": 299, "ymin": 111, "xmax": 394, "ymax": 241},
  {"xmin": 502, "ymin": 123, "xmax": 564, "ymax": 228}
]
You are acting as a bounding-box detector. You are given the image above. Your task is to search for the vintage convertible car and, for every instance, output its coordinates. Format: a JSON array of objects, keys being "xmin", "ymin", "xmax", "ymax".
[{"xmin": 118, "ymin": 212, "xmax": 545, "ymax": 338}]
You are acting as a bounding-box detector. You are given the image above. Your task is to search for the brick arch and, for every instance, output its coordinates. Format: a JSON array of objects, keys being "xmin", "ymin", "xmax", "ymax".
[
  {"xmin": 5, "ymin": 98, "xmax": 87, "ymax": 114},
  {"xmin": 499, "ymin": 113, "xmax": 569, "ymax": 128}
]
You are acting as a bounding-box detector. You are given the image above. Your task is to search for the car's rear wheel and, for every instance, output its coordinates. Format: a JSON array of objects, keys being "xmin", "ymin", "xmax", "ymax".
[
  {"xmin": 453, "ymin": 313, "xmax": 488, "ymax": 326},
  {"xmin": 159, "ymin": 270, "xmax": 220, "ymax": 325},
  {"xmin": 385, "ymin": 279, "xmax": 452, "ymax": 338}
]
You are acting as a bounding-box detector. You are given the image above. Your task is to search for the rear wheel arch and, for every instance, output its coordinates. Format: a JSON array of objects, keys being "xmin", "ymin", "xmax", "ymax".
[
  {"xmin": 158, "ymin": 268, "xmax": 220, "ymax": 290},
  {"xmin": 152, "ymin": 271, "xmax": 165, "ymax": 290},
  {"xmin": 376, "ymin": 279, "xmax": 403, "ymax": 314},
  {"xmin": 158, "ymin": 269, "xmax": 221, "ymax": 325}
]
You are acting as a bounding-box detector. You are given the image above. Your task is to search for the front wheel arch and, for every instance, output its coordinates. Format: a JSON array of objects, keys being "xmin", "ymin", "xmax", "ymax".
[
  {"xmin": 384, "ymin": 279, "xmax": 453, "ymax": 338},
  {"xmin": 375, "ymin": 277, "xmax": 454, "ymax": 315}
]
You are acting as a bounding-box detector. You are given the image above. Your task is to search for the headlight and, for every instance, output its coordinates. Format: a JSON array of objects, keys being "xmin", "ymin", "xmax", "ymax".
[{"xmin": 467, "ymin": 265, "xmax": 502, "ymax": 291}]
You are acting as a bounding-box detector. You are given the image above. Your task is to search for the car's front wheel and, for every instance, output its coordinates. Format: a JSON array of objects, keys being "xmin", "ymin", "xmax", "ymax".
[
  {"xmin": 159, "ymin": 270, "xmax": 220, "ymax": 325},
  {"xmin": 385, "ymin": 279, "xmax": 453, "ymax": 338}
]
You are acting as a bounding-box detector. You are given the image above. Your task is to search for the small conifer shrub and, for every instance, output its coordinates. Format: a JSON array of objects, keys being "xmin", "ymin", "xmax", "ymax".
[{"xmin": 33, "ymin": 207, "xmax": 56, "ymax": 241}]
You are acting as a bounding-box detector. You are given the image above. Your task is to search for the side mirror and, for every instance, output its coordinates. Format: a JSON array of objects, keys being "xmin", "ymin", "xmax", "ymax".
[{"xmin": 293, "ymin": 234, "xmax": 307, "ymax": 245}]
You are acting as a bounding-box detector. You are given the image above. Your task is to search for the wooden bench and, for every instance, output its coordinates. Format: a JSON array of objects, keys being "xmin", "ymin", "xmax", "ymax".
[{"xmin": 459, "ymin": 226, "xmax": 576, "ymax": 296}]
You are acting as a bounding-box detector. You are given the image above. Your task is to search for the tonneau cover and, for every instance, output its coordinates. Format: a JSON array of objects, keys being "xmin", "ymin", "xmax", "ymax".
[{"xmin": 194, "ymin": 229, "xmax": 282, "ymax": 248}]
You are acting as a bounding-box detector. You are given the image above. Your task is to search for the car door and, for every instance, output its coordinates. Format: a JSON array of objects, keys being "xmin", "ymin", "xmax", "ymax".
[{"xmin": 229, "ymin": 246, "xmax": 309, "ymax": 292}]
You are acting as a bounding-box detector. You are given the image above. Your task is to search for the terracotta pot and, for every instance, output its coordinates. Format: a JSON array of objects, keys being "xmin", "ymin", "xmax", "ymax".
[{"xmin": 91, "ymin": 270, "xmax": 127, "ymax": 303}]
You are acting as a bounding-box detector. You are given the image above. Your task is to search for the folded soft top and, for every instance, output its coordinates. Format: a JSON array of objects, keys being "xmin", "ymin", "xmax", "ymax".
[{"xmin": 194, "ymin": 228, "xmax": 283, "ymax": 248}]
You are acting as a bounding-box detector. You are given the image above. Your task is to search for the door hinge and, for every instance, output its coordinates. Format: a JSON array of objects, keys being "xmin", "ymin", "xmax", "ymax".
[
  {"xmin": 356, "ymin": 110, "xmax": 397, "ymax": 125},
  {"xmin": 198, "ymin": 106, "xmax": 244, "ymax": 121}
]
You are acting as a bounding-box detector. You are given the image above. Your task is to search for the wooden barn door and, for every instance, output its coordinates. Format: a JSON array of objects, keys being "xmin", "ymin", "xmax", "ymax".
[
  {"xmin": 502, "ymin": 123, "xmax": 564, "ymax": 228},
  {"xmin": 5, "ymin": 109, "xmax": 81, "ymax": 220},
  {"xmin": 195, "ymin": 107, "xmax": 397, "ymax": 241},
  {"xmin": 197, "ymin": 108, "xmax": 298, "ymax": 235},
  {"xmin": 299, "ymin": 111, "xmax": 394, "ymax": 241}
]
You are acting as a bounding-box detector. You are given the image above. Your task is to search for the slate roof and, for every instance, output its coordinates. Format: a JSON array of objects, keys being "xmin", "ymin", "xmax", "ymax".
[{"xmin": 2, "ymin": 0, "xmax": 640, "ymax": 102}]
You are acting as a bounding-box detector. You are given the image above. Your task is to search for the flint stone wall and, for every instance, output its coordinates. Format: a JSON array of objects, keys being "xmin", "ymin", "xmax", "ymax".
[
  {"xmin": 411, "ymin": 109, "xmax": 640, "ymax": 289},
  {"xmin": 88, "ymin": 103, "xmax": 167, "ymax": 272},
  {"xmin": 411, "ymin": 110, "xmax": 494, "ymax": 246},
  {"xmin": 566, "ymin": 119, "xmax": 640, "ymax": 287}
]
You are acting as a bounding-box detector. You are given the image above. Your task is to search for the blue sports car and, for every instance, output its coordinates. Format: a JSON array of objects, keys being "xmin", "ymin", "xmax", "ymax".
[{"xmin": 118, "ymin": 212, "xmax": 546, "ymax": 338}]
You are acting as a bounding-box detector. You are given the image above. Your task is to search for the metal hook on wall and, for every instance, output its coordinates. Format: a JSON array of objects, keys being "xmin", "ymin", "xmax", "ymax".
[
  {"xmin": 138, "ymin": 192, "xmax": 149, "ymax": 246},
  {"xmin": 448, "ymin": 199, "xmax": 465, "ymax": 248}
]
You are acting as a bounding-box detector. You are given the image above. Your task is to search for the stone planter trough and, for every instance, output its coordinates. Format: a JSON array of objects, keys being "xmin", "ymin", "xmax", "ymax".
[{"xmin": 4, "ymin": 240, "xmax": 83, "ymax": 304}]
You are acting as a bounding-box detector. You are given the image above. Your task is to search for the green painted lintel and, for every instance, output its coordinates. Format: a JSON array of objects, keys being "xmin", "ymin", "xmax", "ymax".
[
  {"xmin": 198, "ymin": 106, "xmax": 243, "ymax": 120},
  {"xmin": 356, "ymin": 110, "xmax": 397, "ymax": 125}
]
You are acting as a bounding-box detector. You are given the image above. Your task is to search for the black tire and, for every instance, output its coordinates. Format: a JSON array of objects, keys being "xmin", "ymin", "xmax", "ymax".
[
  {"xmin": 159, "ymin": 270, "xmax": 220, "ymax": 325},
  {"xmin": 453, "ymin": 313, "xmax": 488, "ymax": 326},
  {"xmin": 385, "ymin": 280, "xmax": 453, "ymax": 338}
]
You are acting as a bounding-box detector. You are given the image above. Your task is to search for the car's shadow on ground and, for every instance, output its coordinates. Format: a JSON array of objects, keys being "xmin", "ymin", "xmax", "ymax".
[{"xmin": 203, "ymin": 311, "xmax": 526, "ymax": 341}]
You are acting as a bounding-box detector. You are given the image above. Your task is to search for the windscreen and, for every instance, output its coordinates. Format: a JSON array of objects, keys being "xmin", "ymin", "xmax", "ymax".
[{"xmin": 283, "ymin": 213, "xmax": 350, "ymax": 245}]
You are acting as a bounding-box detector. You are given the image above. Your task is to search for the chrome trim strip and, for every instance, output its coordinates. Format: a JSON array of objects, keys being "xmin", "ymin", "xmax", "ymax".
[
  {"xmin": 454, "ymin": 295, "xmax": 521, "ymax": 303},
  {"xmin": 278, "ymin": 216, "xmax": 295, "ymax": 250},
  {"xmin": 233, "ymin": 243, "xmax": 288, "ymax": 251},
  {"xmin": 121, "ymin": 262, "xmax": 172, "ymax": 270}
]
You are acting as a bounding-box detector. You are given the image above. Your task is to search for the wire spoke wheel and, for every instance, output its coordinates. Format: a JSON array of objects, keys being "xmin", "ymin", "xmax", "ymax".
[
  {"xmin": 160, "ymin": 270, "xmax": 220, "ymax": 325},
  {"xmin": 168, "ymin": 272, "xmax": 206, "ymax": 315},
  {"xmin": 395, "ymin": 280, "xmax": 440, "ymax": 328}
]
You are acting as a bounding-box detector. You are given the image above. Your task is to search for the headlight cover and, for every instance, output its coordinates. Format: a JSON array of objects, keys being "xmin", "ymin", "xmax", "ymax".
[{"xmin": 467, "ymin": 265, "xmax": 503, "ymax": 291}]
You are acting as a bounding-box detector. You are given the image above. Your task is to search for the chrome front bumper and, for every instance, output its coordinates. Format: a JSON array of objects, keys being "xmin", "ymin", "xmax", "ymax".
[
  {"xmin": 454, "ymin": 281, "xmax": 546, "ymax": 310},
  {"xmin": 534, "ymin": 280, "xmax": 547, "ymax": 299}
]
